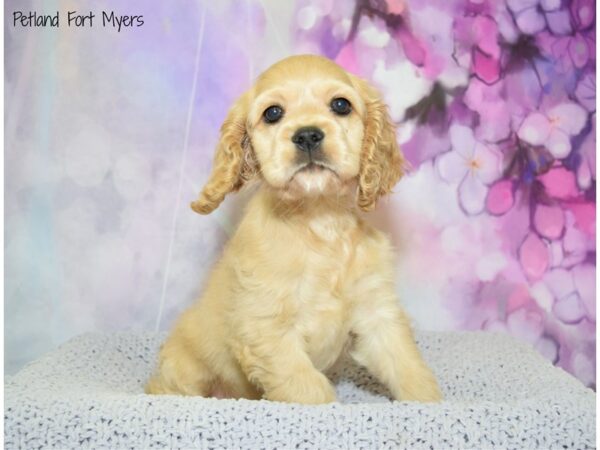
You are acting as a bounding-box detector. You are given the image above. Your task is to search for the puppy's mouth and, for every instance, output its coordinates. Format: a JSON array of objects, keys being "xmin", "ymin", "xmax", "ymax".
[
  {"xmin": 292, "ymin": 161, "xmax": 338, "ymax": 178},
  {"xmin": 283, "ymin": 161, "xmax": 343, "ymax": 197}
]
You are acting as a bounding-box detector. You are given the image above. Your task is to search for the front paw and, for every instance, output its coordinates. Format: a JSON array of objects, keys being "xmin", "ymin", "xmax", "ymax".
[
  {"xmin": 398, "ymin": 367, "xmax": 443, "ymax": 403},
  {"xmin": 265, "ymin": 370, "xmax": 337, "ymax": 404}
]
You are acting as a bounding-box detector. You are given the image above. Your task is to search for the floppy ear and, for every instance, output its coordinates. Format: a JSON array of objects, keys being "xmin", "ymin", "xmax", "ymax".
[
  {"xmin": 191, "ymin": 91, "xmax": 259, "ymax": 214},
  {"xmin": 352, "ymin": 76, "xmax": 407, "ymax": 212}
]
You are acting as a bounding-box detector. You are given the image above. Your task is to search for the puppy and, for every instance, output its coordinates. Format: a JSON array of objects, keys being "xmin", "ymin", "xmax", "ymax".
[{"xmin": 145, "ymin": 55, "xmax": 442, "ymax": 404}]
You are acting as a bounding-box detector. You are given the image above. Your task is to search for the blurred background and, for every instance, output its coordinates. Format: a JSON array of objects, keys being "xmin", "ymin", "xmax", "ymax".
[{"xmin": 5, "ymin": 0, "xmax": 595, "ymax": 388}]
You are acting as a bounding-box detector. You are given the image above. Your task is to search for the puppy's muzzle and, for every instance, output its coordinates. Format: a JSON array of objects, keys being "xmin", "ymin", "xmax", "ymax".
[{"xmin": 292, "ymin": 127, "xmax": 324, "ymax": 153}]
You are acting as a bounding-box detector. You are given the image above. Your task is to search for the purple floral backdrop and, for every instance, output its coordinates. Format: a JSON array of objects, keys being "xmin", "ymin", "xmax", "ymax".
[
  {"xmin": 5, "ymin": 0, "xmax": 595, "ymax": 388},
  {"xmin": 296, "ymin": 0, "xmax": 595, "ymax": 387}
]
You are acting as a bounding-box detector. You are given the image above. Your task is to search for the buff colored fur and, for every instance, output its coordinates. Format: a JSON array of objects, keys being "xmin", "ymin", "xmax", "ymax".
[{"xmin": 145, "ymin": 55, "xmax": 442, "ymax": 404}]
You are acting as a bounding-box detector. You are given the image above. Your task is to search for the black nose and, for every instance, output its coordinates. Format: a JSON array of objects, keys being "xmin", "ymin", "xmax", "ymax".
[{"xmin": 291, "ymin": 126, "xmax": 324, "ymax": 152}]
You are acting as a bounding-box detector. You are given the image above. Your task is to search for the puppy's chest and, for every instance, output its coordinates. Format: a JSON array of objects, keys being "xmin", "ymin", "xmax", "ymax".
[
  {"xmin": 292, "ymin": 217, "xmax": 358, "ymax": 370},
  {"xmin": 294, "ymin": 276, "xmax": 350, "ymax": 370},
  {"xmin": 296, "ymin": 214, "xmax": 358, "ymax": 296}
]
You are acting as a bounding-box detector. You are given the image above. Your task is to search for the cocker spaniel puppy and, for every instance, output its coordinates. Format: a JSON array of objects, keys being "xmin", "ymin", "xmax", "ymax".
[{"xmin": 146, "ymin": 55, "xmax": 442, "ymax": 404}]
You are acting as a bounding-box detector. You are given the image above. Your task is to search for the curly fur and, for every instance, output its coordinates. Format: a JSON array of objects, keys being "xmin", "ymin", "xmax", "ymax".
[
  {"xmin": 191, "ymin": 92, "xmax": 259, "ymax": 214},
  {"xmin": 148, "ymin": 55, "xmax": 441, "ymax": 405},
  {"xmin": 352, "ymin": 77, "xmax": 408, "ymax": 211}
]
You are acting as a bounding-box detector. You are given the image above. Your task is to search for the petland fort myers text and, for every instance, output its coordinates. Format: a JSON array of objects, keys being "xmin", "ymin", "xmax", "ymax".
[{"xmin": 12, "ymin": 11, "xmax": 144, "ymax": 32}]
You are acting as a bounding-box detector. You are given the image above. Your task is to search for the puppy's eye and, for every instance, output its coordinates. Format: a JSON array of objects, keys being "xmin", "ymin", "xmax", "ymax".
[
  {"xmin": 263, "ymin": 105, "xmax": 284, "ymax": 123},
  {"xmin": 330, "ymin": 97, "xmax": 352, "ymax": 115}
]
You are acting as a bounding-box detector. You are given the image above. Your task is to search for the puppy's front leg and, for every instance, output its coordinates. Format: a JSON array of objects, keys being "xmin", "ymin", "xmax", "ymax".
[
  {"xmin": 350, "ymin": 287, "xmax": 442, "ymax": 402},
  {"xmin": 234, "ymin": 323, "xmax": 336, "ymax": 404}
]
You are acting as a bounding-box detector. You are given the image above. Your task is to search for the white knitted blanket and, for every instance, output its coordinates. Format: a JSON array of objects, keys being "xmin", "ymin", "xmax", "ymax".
[{"xmin": 5, "ymin": 331, "xmax": 595, "ymax": 449}]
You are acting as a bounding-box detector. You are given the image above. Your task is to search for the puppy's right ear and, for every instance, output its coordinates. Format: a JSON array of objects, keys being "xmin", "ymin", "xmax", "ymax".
[{"xmin": 191, "ymin": 91, "xmax": 259, "ymax": 214}]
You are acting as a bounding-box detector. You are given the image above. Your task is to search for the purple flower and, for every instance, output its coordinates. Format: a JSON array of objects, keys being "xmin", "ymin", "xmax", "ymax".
[
  {"xmin": 573, "ymin": 263, "xmax": 595, "ymax": 320},
  {"xmin": 507, "ymin": 0, "xmax": 572, "ymax": 35},
  {"xmin": 576, "ymin": 116, "xmax": 595, "ymax": 189},
  {"xmin": 517, "ymin": 103, "xmax": 588, "ymax": 159},
  {"xmin": 436, "ymin": 125, "xmax": 503, "ymax": 215},
  {"xmin": 575, "ymin": 70, "xmax": 596, "ymax": 112},
  {"xmin": 570, "ymin": 0, "xmax": 595, "ymax": 30},
  {"xmin": 408, "ymin": 4, "xmax": 468, "ymax": 86},
  {"xmin": 535, "ymin": 2, "xmax": 596, "ymax": 72}
]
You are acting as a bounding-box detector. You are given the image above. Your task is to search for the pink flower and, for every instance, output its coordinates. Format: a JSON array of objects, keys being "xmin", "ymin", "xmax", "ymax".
[
  {"xmin": 436, "ymin": 125, "xmax": 503, "ymax": 215},
  {"xmin": 533, "ymin": 204, "xmax": 565, "ymax": 240},
  {"xmin": 386, "ymin": 0, "xmax": 405, "ymax": 15},
  {"xmin": 486, "ymin": 180, "xmax": 515, "ymax": 216},
  {"xmin": 519, "ymin": 232, "xmax": 550, "ymax": 280},
  {"xmin": 538, "ymin": 165, "xmax": 580, "ymax": 199},
  {"xmin": 394, "ymin": 23, "xmax": 426, "ymax": 67},
  {"xmin": 564, "ymin": 201, "xmax": 596, "ymax": 238},
  {"xmin": 335, "ymin": 42, "xmax": 361, "ymax": 74},
  {"xmin": 454, "ymin": 15, "xmax": 501, "ymax": 84},
  {"xmin": 517, "ymin": 103, "xmax": 588, "ymax": 158}
]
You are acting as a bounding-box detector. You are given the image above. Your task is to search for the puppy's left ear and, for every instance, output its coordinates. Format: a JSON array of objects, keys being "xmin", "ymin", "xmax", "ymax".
[{"xmin": 351, "ymin": 76, "xmax": 407, "ymax": 212}]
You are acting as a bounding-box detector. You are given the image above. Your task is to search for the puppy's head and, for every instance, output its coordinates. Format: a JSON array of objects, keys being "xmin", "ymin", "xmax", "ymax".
[{"xmin": 191, "ymin": 55, "xmax": 405, "ymax": 214}]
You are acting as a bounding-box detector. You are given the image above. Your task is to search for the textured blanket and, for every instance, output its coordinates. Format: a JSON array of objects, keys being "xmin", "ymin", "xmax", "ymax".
[{"xmin": 5, "ymin": 331, "xmax": 595, "ymax": 449}]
